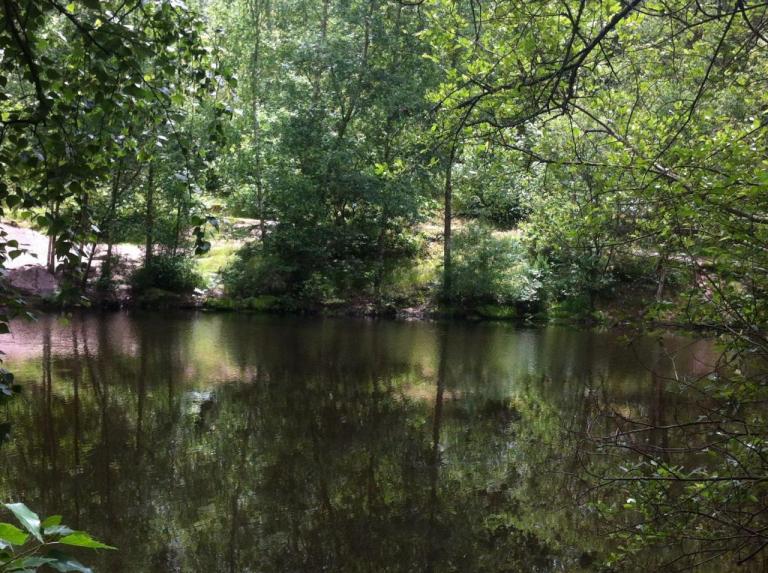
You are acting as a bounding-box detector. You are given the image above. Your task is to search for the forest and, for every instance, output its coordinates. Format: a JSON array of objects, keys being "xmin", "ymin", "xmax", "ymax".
[{"xmin": 1, "ymin": 0, "xmax": 768, "ymax": 571}]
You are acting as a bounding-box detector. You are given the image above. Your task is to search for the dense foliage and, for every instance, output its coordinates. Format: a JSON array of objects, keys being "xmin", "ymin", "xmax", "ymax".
[
  {"xmin": 417, "ymin": 0, "xmax": 768, "ymax": 568},
  {"xmin": 208, "ymin": 0, "xmax": 440, "ymax": 302},
  {"xmin": 130, "ymin": 253, "xmax": 203, "ymax": 295},
  {"xmin": 450, "ymin": 223, "xmax": 539, "ymax": 307}
]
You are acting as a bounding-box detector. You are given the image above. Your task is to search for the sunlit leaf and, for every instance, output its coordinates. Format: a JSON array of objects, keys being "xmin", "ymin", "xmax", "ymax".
[
  {"xmin": 0, "ymin": 523, "xmax": 29, "ymax": 545},
  {"xmin": 58, "ymin": 532, "xmax": 116, "ymax": 550},
  {"xmin": 4, "ymin": 504, "xmax": 41, "ymax": 542}
]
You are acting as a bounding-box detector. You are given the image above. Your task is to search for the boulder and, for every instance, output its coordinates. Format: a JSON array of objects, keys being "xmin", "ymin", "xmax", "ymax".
[{"xmin": 4, "ymin": 265, "xmax": 59, "ymax": 297}]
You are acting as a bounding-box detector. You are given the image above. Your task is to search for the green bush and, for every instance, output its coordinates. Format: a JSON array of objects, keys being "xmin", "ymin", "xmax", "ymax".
[
  {"xmin": 131, "ymin": 253, "xmax": 203, "ymax": 294},
  {"xmin": 458, "ymin": 186, "xmax": 530, "ymax": 230},
  {"xmin": 448, "ymin": 223, "xmax": 541, "ymax": 305},
  {"xmin": 94, "ymin": 253, "xmax": 123, "ymax": 294},
  {"xmin": 221, "ymin": 244, "xmax": 294, "ymax": 298},
  {"xmin": 223, "ymin": 226, "xmax": 423, "ymax": 303}
]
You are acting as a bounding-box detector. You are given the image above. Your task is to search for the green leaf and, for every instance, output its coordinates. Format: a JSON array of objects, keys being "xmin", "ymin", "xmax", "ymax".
[
  {"xmin": 42, "ymin": 515, "xmax": 63, "ymax": 532},
  {"xmin": 6, "ymin": 556, "xmax": 56, "ymax": 570},
  {"xmin": 46, "ymin": 551, "xmax": 93, "ymax": 573},
  {"xmin": 0, "ymin": 522, "xmax": 29, "ymax": 545},
  {"xmin": 65, "ymin": 2, "xmax": 75, "ymax": 13},
  {"xmin": 194, "ymin": 241, "xmax": 211, "ymax": 255},
  {"xmin": 42, "ymin": 515, "xmax": 63, "ymax": 528},
  {"xmin": 4, "ymin": 504, "xmax": 42, "ymax": 542},
  {"xmin": 45, "ymin": 525, "xmax": 74, "ymax": 537},
  {"xmin": 57, "ymin": 532, "xmax": 116, "ymax": 550}
]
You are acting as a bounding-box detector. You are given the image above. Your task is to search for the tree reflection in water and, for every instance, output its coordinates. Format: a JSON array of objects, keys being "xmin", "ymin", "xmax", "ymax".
[{"xmin": 0, "ymin": 312, "xmax": 717, "ymax": 572}]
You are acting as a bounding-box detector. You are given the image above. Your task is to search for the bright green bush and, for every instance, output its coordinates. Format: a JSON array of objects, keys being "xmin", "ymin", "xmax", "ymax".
[
  {"xmin": 131, "ymin": 253, "xmax": 204, "ymax": 294},
  {"xmin": 448, "ymin": 223, "xmax": 541, "ymax": 305},
  {"xmin": 221, "ymin": 244, "xmax": 294, "ymax": 298},
  {"xmin": 223, "ymin": 222, "xmax": 423, "ymax": 303}
]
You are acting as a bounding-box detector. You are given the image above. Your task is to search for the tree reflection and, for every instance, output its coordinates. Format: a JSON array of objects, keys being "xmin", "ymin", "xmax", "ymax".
[{"xmin": 0, "ymin": 313, "xmax": 716, "ymax": 572}]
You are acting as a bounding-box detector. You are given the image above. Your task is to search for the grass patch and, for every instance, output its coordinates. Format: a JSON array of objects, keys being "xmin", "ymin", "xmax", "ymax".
[{"xmin": 195, "ymin": 241, "xmax": 240, "ymax": 285}]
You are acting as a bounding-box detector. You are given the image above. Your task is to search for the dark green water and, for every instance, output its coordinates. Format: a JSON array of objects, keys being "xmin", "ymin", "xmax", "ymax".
[{"xmin": 0, "ymin": 312, "xmax": 718, "ymax": 572}]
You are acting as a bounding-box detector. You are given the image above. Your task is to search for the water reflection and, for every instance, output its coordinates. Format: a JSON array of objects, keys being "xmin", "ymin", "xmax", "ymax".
[{"xmin": 0, "ymin": 312, "xmax": 717, "ymax": 572}]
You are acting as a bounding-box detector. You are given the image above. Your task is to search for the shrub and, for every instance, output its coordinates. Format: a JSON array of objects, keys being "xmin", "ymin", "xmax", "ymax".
[
  {"xmin": 448, "ymin": 223, "xmax": 541, "ymax": 305},
  {"xmin": 458, "ymin": 186, "xmax": 530, "ymax": 230},
  {"xmin": 221, "ymin": 244, "xmax": 294, "ymax": 298},
  {"xmin": 131, "ymin": 253, "xmax": 203, "ymax": 294},
  {"xmin": 223, "ymin": 227, "xmax": 423, "ymax": 303},
  {"xmin": 95, "ymin": 253, "xmax": 123, "ymax": 294}
]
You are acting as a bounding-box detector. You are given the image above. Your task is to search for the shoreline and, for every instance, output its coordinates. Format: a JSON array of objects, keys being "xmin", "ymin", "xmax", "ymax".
[{"xmin": 9, "ymin": 291, "xmax": 721, "ymax": 337}]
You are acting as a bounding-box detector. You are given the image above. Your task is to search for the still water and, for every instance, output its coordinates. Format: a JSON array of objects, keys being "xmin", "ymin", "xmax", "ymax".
[{"xmin": 0, "ymin": 312, "xmax": 717, "ymax": 572}]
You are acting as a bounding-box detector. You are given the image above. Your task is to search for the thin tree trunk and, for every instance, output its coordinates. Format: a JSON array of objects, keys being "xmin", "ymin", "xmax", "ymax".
[
  {"xmin": 374, "ymin": 225, "xmax": 387, "ymax": 302},
  {"xmin": 311, "ymin": 0, "xmax": 330, "ymax": 103},
  {"xmin": 99, "ymin": 164, "xmax": 124, "ymax": 282},
  {"xmin": 47, "ymin": 201, "xmax": 60, "ymax": 273},
  {"xmin": 172, "ymin": 200, "xmax": 183, "ymax": 256},
  {"xmin": 46, "ymin": 235, "xmax": 55, "ymax": 273},
  {"xmin": 442, "ymin": 145, "xmax": 457, "ymax": 298},
  {"xmin": 655, "ymin": 253, "xmax": 669, "ymax": 301},
  {"xmin": 145, "ymin": 163, "xmax": 155, "ymax": 265},
  {"xmin": 248, "ymin": 0, "xmax": 267, "ymax": 241},
  {"xmin": 80, "ymin": 241, "xmax": 98, "ymax": 290}
]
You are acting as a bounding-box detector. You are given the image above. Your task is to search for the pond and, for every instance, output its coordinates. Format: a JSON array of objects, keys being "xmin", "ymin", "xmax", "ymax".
[{"xmin": 0, "ymin": 312, "xmax": 718, "ymax": 572}]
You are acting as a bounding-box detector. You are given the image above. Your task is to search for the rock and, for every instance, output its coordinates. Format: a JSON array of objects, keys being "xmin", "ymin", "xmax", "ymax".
[{"xmin": 4, "ymin": 265, "xmax": 59, "ymax": 297}]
